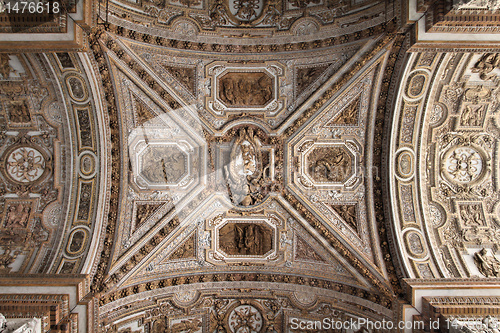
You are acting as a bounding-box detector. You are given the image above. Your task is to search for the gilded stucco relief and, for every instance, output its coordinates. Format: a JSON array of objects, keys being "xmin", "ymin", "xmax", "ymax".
[
  {"xmin": 389, "ymin": 52, "xmax": 500, "ymax": 279},
  {"xmin": 0, "ymin": 53, "xmax": 103, "ymax": 277},
  {"xmin": 206, "ymin": 63, "xmax": 284, "ymax": 119},
  {"xmin": 120, "ymin": 37, "xmax": 362, "ymax": 131},
  {"xmin": 101, "ymin": 288, "xmax": 393, "ymax": 333}
]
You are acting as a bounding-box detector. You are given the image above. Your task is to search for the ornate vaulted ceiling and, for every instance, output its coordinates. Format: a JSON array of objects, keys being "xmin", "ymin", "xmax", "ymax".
[
  {"xmin": 88, "ymin": 26, "xmax": 402, "ymax": 331},
  {"xmin": 1, "ymin": 0, "xmax": 500, "ymax": 332}
]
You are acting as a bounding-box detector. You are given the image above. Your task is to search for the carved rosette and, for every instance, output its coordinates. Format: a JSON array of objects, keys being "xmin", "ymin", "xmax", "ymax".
[
  {"xmin": 227, "ymin": 304, "xmax": 263, "ymax": 333},
  {"xmin": 2, "ymin": 145, "xmax": 49, "ymax": 185},
  {"xmin": 440, "ymin": 142, "xmax": 490, "ymax": 187}
]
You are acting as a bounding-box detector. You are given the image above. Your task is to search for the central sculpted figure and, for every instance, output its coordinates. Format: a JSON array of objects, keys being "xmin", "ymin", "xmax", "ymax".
[{"xmin": 224, "ymin": 128, "xmax": 265, "ymax": 206}]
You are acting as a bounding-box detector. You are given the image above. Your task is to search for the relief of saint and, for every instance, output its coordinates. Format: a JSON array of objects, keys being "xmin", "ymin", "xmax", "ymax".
[
  {"xmin": 4, "ymin": 203, "xmax": 30, "ymax": 229},
  {"xmin": 474, "ymin": 248, "xmax": 500, "ymax": 277},
  {"xmin": 309, "ymin": 147, "xmax": 351, "ymax": 183},
  {"xmin": 140, "ymin": 147, "xmax": 186, "ymax": 184},
  {"xmin": 219, "ymin": 222, "xmax": 272, "ymax": 256},
  {"xmin": 224, "ymin": 128, "xmax": 266, "ymax": 206},
  {"xmin": 219, "ymin": 72, "xmax": 273, "ymax": 107}
]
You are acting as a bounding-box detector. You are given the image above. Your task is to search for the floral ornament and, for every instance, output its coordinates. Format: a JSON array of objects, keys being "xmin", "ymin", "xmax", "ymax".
[
  {"xmin": 228, "ymin": 305, "xmax": 263, "ymax": 333},
  {"xmin": 6, "ymin": 147, "xmax": 45, "ymax": 183}
]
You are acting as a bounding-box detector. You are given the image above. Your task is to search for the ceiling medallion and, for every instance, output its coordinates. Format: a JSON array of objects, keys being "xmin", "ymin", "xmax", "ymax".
[
  {"xmin": 1, "ymin": 144, "xmax": 50, "ymax": 186},
  {"xmin": 213, "ymin": 0, "xmax": 271, "ymax": 26},
  {"xmin": 440, "ymin": 141, "xmax": 490, "ymax": 187},
  {"xmin": 443, "ymin": 146, "xmax": 484, "ymax": 184},
  {"xmin": 228, "ymin": 305, "xmax": 264, "ymax": 333},
  {"xmin": 6, "ymin": 147, "xmax": 45, "ymax": 183}
]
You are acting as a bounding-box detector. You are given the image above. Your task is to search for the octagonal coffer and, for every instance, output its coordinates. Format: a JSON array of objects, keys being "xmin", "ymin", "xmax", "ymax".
[
  {"xmin": 127, "ymin": 109, "xmax": 207, "ymax": 193},
  {"xmin": 205, "ymin": 62, "xmax": 286, "ymax": 118},
  {"xmin": 293, "ymin": 139, "xmax": 361, "ymax": 190},
  {"xmin": 205, "ymin": 209, "xmax": 288, "ymax": 265}
]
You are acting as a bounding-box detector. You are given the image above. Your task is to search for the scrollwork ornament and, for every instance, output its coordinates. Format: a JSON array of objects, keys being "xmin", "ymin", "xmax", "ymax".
[
  {"xmin": 442, "ymin": 220, "xmax": 465, "ymax": 250},
  {"xmin": 429, "ymin": 104, "xmax": 445, "ymax": 125},
  {"xmin": 442, "ymin": 82, "xmax": 464, "ymax": 111},
  {"xmin": 428, "ymin": 203, "xmax": 444, "ymax": 227}
]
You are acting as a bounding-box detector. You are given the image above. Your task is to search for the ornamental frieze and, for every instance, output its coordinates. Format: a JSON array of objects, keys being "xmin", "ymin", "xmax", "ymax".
[
  {"xmin": 100, "ymin": 289, "xmax": 394, "ymax": 333},
  {"xmin": 105, "ymin": 0, "xmax": 384, "ymax": 44}
]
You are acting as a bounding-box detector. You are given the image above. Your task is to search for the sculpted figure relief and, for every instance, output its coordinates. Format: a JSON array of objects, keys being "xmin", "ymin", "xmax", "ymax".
[
  {"xmin": 225, "ymin": 128, "xmax": 269, "ymax": 206},
  {"xmin": 152, "ymin": 318, "xmax": 167, "ymax": 333},
  {"xmin": 219, "ymin": 222, "xmax": 272, "ymax": 256},
  {"xmin": 472, "ymin": 53, "xmax": 500, "ymax": 80},
  {"xmin": 219, "ymin": 72, "xmax": 273, "ymax": 107},
  {"xmin": 0, "ymin": 54, "xmax": 14, "ymax": 79},
  {"xmin": 8, "ymin": 101, "xmax": 31, "ymax": 123},
  {"xmin": 0, "ymin": 248, "xmax": 21, "ymax": 272},
  {"xmin": 308, "ymin": 147, "xmax": 351, "ymax": 183},
  {"xmin": 163, "ymin": 65, "xmax": 195, "ymax": 92},
  {"xmin": 330, "ymin": 204, "xmax": 357, "ymax": 231},
  {"xmin": 141, "ymin": 146, "xmax": 186, "ymax": 184},
  {"xmin": 460, "ymin": 204, "xmax": 485, "ymax": 226},
  {"xmin": 474, "ymin": 248, "xmax": 500, "ymax": 277},
  {"xmin": 295, "ymin": 237, "xmax": 324, "ymax": 262},
  {"xmin": 135, "ymin": 203, "xmax": 162, "ymax": 230},
  {"xmin": 4, "ymin": 203, "xmax": 30, "ymax": 228},
  {"xmin": 170, "ymin": 318, "xmax": 202, "ymax": 333},
  {"xmin": 296, "ymin": 65, "xmax": 329, "ymax": 92},
  {"xmin": 460, "ymin": 104, "xmax": 485, "ymax": 127}
]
